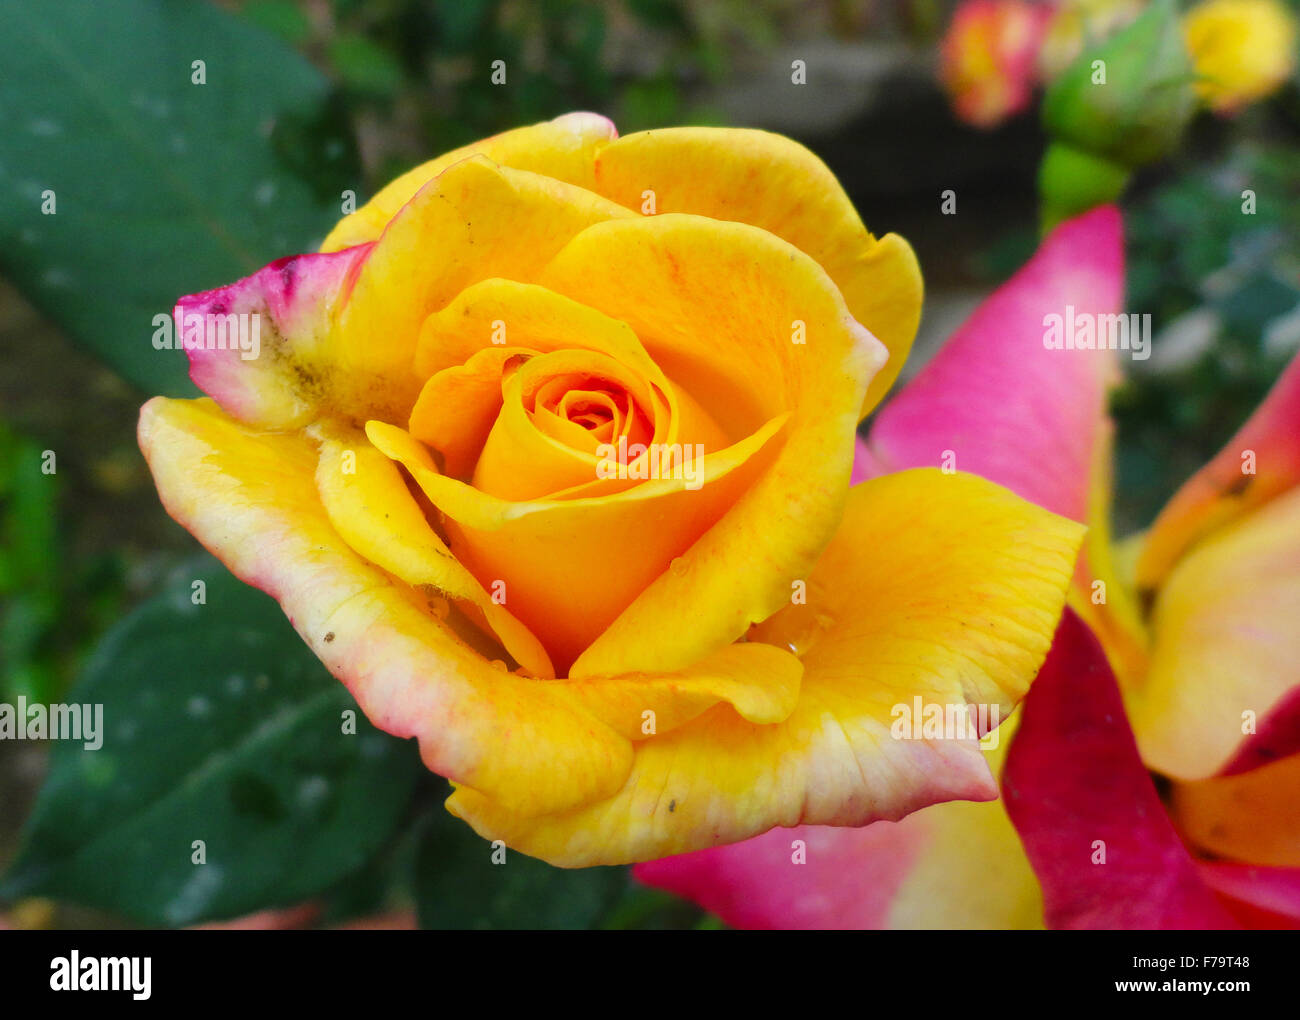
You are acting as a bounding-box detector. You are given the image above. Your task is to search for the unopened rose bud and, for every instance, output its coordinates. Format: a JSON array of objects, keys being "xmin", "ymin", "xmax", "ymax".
[{"xmin": 1039, "ymin": 0, "xmax": 1198, "ymax": 228}]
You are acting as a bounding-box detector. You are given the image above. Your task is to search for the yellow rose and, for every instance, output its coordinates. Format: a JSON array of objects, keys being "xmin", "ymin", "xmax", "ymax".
[
  {"xmin": 1184, "ymin": 0, "xmax": 1299, "ymax": 113},
  {"xmin": 139, "ymin": 113, "xmax": 1083, "ymax": 866}
]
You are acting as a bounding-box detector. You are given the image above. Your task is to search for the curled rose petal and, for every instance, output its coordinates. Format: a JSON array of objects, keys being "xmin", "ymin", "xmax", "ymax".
[{"xmin": 1127, "ymin": 483, "xmax": 1300, "ymax": 780}]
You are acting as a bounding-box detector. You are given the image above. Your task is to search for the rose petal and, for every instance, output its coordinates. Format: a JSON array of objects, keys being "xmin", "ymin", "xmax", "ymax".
[
  {"xmin": 636, "ymin": 735, "xmax": 1045, "ymax": 929},
  {"xmin": 592, "ymin": 126, "xmax": 922, "ymax": 415},
  {"xmin": 138, "ymin": 396, "xmax": 632, "ymax": 815},
  {"xmin": 330, "ymin": 157, "xmax": 634, "ymax": 424},
  {"xmin": 446, "ymin": 466, "xmax": 1083, "ymax": 866},
  {"xmin": 178, "ymin": 157, "xmax": 634, "ymax": 431},
  {"xmin": 310, "ymin": 422, "xmax": 555, "ymax": 678},
  {"xmin": 1198, "ymin": 862, "xmax": 1300, "ymax": 929},
  {"xmin": 366, "ymin": 415, "xmax": 786, "ymax": 673},
  {"xmin": 865, "ymin": 205, "xmax": 1123, "ymax": 523},
  {"xmin": 1171, "ymin": 754, "xmax": 1300, "ymax": 867},
  {"xmin": 1219, "ymin": 684, "xmax": 1300, "ymax": 775},
  {"xmin": 1129, "ymin": 484, "xmax": 1300, "ymax": 779},
  {"xmin": 1001, "ymin": 611, "xmax": 1239, "ymax": 929},
  {"xmin": 864, "ymin": 205, "xmax": 1148, "ymax": 685},
  {"xmin": 176, "ymin": 244, "xmax": 372, "ymax": 428},
  {"xmin": 320, "ymin": 112, "xmax": 618, "ymax": 252}
]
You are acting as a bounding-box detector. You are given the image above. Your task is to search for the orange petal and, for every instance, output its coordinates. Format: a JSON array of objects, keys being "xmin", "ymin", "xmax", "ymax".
[
  {"xmin": 1172, "ymin": 754, "xmax": 1300, "ymax": 867},
  {"xmin": 366, "ymin": 415, "xmax": 786, "ymax": 673}
]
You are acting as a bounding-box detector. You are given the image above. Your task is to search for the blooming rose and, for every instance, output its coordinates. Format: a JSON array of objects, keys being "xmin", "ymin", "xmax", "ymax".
[
  {"xmin": 139, "ymin": 113, "xmax": 1084, "ymax": 866},
  {"xmin": 640, "ymin": 207, "xmax": 1300, "ymax": 927}
]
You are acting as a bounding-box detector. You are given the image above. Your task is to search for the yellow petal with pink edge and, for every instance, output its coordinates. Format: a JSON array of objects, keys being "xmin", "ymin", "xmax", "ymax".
[
  {"xmin": 137, "ymin": 396, "xmax": 631, "ymax": 815},
  {"xmin": 320, "ymin": 112, "xmax": 618, "ymax": 252},
  {"xmin": 591, "ymin": 126, "xmax": 922, "ymax": 415},
  {"xmin": 445, "ymin": 467, "xmax": 1084, "ymax": 866},
  {"xmin": 1129, "ymin": 484, "xmax": 1300, "ymax": 780},
  {"xmin": 534, "ymin": 214, "xmax": 887, "ymax": 678},
  {"xmin": 1171, "ymin": 754, "xmax": 1300, "ymax": 867}
]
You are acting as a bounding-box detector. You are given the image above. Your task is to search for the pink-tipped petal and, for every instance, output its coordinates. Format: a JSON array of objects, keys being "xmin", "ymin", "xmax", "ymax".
[{"xmin": 176, "ymin": 246, "xmax": 372, "ymax": 429}]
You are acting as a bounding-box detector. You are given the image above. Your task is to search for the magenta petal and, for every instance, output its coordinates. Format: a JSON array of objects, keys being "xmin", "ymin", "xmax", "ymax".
[
  {"xmin": 633, "ymin": 820, "xmax": 926, "ymax": 930},
  {"xmin": 1002, "ymin": 611, "xmax": 1238, "ymax": 929},
  {"xmin": 866, "ymin": 206, "xmax": 1123, "ymax": 520},
  {"xmin": 850, "ymin": 435, "xmax": 890, "ymax": 484},
  {"xmin": 1198, "ymin": 862, "xmax": 1300, "ymax": 929}
]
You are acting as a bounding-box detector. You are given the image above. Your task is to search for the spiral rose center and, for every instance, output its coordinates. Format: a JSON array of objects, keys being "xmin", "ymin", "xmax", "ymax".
[{"xmin": 527, "ymin": 371, "xmax": 653, "ymax": 452}]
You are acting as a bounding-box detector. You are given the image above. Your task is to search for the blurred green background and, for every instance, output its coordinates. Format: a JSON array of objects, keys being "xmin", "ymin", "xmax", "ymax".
[{"xmin": 0, "ymin": 0, "xmax": 1297, "ymax": 929}]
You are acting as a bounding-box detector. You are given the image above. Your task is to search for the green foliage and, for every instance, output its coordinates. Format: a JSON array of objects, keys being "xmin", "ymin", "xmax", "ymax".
[
  {"xmin": 413, "ymin": 788, "xmax": 627, "ymax": 929},
  {"xmin": 0, "ymin": 0, "xmax": 356, "ymax": 395},
  {"xmin": 1113, "ymin": 137, "xmax": 1300, "ymax": 531},
  {"xmin": 1, "ymin": 557, "xmax": 421, "ymax": 926},
  {"xmin": 0, "ymin": 426, "xmax": 60, "ymax": 705}
]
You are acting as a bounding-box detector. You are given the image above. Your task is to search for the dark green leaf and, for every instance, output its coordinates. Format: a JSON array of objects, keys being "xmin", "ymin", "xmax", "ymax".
[
  {"xmin": 413, "ymin": 787, "xmax": 627, "ymax": 929},
  {"xmin": 1, "ymin": 556, "xmax": 420, "ymax": 926},
  {"xmin": 0, "ymin": 0, "xmax": 354, "ymax": 394}
]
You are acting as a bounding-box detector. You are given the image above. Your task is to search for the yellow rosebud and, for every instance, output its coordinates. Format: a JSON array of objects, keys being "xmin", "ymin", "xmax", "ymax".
[{"xmin": 1184, "ymin": 0, "xmax": 1299, "ymax": 113}]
